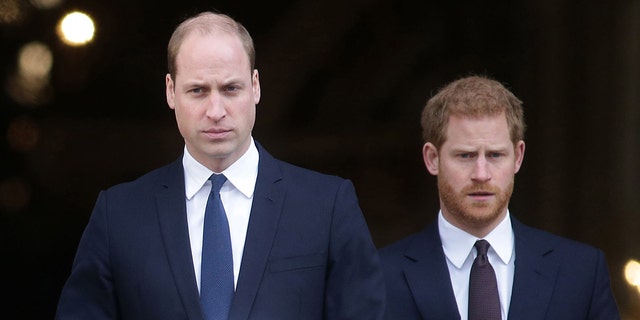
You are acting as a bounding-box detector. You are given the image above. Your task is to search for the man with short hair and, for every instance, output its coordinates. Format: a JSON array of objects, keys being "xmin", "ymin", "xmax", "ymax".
[
  {"xmin": 379, "ymin": 75, "xmax": 620, "ymax": 320},
  {"xmin": 56, "ymin": 11, "xmax": 385, "ymax": 320}
]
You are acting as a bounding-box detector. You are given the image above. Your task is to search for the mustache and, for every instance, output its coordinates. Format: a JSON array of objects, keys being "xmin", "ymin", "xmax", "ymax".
[{"xmin": 462, "ymin": 184, "xmax": 500, "ymax": 194}]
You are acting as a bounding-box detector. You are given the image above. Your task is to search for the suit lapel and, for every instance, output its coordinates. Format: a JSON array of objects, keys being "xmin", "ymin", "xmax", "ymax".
[
  {"xmin": 404, "ymin": 223, "xmax": 461, "ymax": 320},
  {"xmin": 228, "ymin": 145, "xmax": 285, "ymax": 320},
  {"xmin": 156, "ymin": 159, "xmax": 204, "ymax": 320},
  {"xmin": 507, "ymin": 218, "xmax": 559, "ymax": 320},
  {"xmin": 403, "ymin": 217, "xmax": 561, "ymax": 319}
]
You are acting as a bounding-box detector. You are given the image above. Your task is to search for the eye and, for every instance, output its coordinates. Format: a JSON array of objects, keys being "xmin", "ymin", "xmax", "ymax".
[
  {"xmin": 224, "ymin": 84, "xmax": 240, "ymax": 93},
  {"xmin": 188, "ymin": 87, "xmax": 204, "ymax": 94},
  {"xmin": 488, "ymin": 152, "xmax": 503, "ymax": 158}
]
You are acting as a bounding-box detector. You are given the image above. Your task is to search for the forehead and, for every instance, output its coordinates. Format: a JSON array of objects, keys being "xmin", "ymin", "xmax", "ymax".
[
  {"xmin": 444, "ymin": 113, "xmax": 511, "ymax": 146},
  {"xmin": 175, "ymin": 32, "xmax": 250, "ymax": 74}
]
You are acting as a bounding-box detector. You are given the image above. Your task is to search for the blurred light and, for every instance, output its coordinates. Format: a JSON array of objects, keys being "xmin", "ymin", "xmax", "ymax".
[
  {"xmin": 0, "ymin": 0, "xmax": 24, "ymax": 24},
  {"xmin": 5, "ymin": 41, "xmax": 53, "ymax": 107},
  {"xmin": 57, "ymin": 11, "xmax": 95, "ymax": 46},
  {"xmin": 5, "ymin": 73, "xmax": 53, "ymax": 106},
  {"xmin": 625, "ymin": 259, "xmax": 640, "ymax": 287},
  {"xmin": 0, "ymin": 177, "xmax": 31, "ymax": 213},
  {"xmin": 7, "ymin": 115, "xmax": 40, "ymax": 152},
  {"xmin": 29, "ymin": 0, "xmax": 64, "ymax": 10},
  {"xmin": 18, "ymin": 41, "xmax": 53, "ymax": 80}
]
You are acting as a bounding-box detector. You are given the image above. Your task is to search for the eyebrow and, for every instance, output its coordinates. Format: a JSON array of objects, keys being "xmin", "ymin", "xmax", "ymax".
[{"xmin": 450, "ymin": 144, "xmax": 511, "ymax": 152}]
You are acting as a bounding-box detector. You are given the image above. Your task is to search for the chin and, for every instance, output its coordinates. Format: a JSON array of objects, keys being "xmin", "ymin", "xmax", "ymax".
[{"xmin": 465, "ymin": 208, "xmax": 503, "ymax": 224}]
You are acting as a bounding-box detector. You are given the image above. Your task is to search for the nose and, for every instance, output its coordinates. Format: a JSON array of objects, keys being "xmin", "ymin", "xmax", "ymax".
[
  {"xmin": 471, "ymin": 156, "xmax": 491, "ymax": 182},
  {"xmin": 205, "ymin": 92, "xmax": 226, "ymax": 120}
]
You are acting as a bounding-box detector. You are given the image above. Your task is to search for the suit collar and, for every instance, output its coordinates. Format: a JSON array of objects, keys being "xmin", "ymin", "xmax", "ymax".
[
  {"xmin": 155, "ymin": 158, "xmax": 205, "ymax": 320},
  {"xmin": 402, "ymin": 217, "xmax": 561, "ymax": 320},
  {"xmin": 156, "ymin": 143, "xmax": 284, "ymax": 320},
  {"xmin": 228, "ymin": 143, "xmax": 285, "ymax": 320},
  {"xmin": 403, "ymin": 222, "xmax": 462, "ymax": 320},
  {"xmin": 507, "ymin": 217, "xmax": 559, "ymax": 319}
]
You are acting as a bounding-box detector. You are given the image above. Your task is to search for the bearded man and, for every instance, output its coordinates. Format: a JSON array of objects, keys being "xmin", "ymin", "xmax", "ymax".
[{"xmin": 378, "ymin": 75, "xmax": 620, "ymax": 320}]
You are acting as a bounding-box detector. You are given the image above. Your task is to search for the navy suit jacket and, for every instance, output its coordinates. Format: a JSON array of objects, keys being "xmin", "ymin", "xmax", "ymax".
[
  {"xmin": 56, "ymin": 143, "xmax": 385, "ymax": 319},
  {"xmin": 379, "ymin": 217, "xmax": 620, "ymax": 320}
]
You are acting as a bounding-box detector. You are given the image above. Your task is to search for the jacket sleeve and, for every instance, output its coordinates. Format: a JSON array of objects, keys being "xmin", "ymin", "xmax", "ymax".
[
  {"xmin": 324, "ymin": 179, "xmax": 386, "ymax": 320},
  {"xmin": 588, "ymin": 250, "xmax": 621, "ymax": 320},
  {"xmin": 56, "ymin": 191, "xmax": 119, "ymax": 319}
]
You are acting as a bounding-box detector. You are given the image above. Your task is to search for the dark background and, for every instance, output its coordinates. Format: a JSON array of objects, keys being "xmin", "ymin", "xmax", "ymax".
[{"xmin": 1, "ymin": 0, "xmax": 639, "ymax": 318}]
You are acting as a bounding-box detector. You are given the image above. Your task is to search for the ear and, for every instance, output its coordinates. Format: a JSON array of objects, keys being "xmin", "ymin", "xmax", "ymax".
[
  {"xmin": 423, "ymin": 142, "xmax": 440, "ymax": 175},
  {"xmin": 166, "ymin": 73, "xmax": 176, "ymax": 110},
  {"xmin": 513, "ymin": 140, "xmax": 525, "ymax": 173},
  {"xmin": 252, "ymin": 69, "xmax": 261, "ymax": 104}
]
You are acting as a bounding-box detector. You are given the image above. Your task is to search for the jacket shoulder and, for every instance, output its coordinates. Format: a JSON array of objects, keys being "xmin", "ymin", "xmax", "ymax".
[
  {"xmin": 513, "ymin": 219, "xmax": 607, "ymax": 265},
  {"xmin": 102, "ymin": 159, "xmax": 181, "ymax": 197},
  {"xmin": 264, "ymin": 153, "xmax": 350, "ymax": 194}
]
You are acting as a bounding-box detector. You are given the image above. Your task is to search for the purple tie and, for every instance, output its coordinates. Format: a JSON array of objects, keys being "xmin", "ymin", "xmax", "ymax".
[
  {"xmin": 200, "ymin": 174, "xmax": 233, "ymax": 320},
  {"xmin": 468, "ymin": 240, "xmax": 501, "ymax": 320}
]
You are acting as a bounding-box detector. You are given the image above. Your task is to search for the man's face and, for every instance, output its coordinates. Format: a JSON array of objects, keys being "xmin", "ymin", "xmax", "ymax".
[
  {"xmin": 423, "ymin": 113, "xmax": 525, "ymax": 237},
  {"xmin": 165, "ymin": 31, "xmax": 260, "ymax": 172}
]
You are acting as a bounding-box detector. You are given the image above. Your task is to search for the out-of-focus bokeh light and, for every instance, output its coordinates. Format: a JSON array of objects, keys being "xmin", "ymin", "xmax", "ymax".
[
  {"xmin": 19, "ymin": 41, "xmax": 53, "ymax": 80},
  {"xmin": 0, "ymin": 177, "xmax": 31, "ymax": 213},
  {"xmin": 0, "ymin": 0, "xmax": 24, "ymax": 24},
  {"xmin": 29, "ymin": 0, "xmax": 64, "ymax": 10},
  {"xmin": 5, "ymin": 73, "xmax": 53, "ymax": 106},
  {"xmin": 625, "ymin": 259, "xmax": 640, "ymax": 288},
  {"xmin": 7, "ymin": 116, "xmax": 40, "ymax": 152},
  {"xmin": 5, "ymin": 41, "xmax": 53, "ymax": 107},
  {"xmin": 57, "ymin": 11, "xmax": 95, "ymax": 46}
]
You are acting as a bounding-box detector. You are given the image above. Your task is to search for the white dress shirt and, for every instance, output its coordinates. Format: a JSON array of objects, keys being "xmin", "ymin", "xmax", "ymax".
[
  {"xmin": 183, "ymin": 139, "xmax": 259, "ymax": 291},
  {"xmin": 438, "ymin": 210, "xmax": 515, "ymax": 320}
]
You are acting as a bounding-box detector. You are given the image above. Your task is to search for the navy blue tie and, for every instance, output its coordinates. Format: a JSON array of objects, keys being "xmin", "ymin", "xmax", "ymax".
[
  {"xmin": 468, "ymin": 239, "xmax": 501, "ymax": 320},
  {"xmin": 200, "ymin": 174, "xmax": 233, "ymax": 320}
]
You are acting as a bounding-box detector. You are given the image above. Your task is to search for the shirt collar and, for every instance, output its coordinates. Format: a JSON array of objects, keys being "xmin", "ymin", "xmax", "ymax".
[
  {"xmin": 183, "ymin": 138, "xmax": 259, "ymax": 200},
  {"xmin": 439, "ymin": 210, "xmax": 514, "ymax": 268}
]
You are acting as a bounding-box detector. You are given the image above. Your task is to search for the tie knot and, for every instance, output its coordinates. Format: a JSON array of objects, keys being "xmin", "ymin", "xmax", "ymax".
[
  {"xmin": 209, "ymin": 174, "xmax": 227, "ymax": 193},
  {"xmin": 474, "ymin": 239, "xmax": 491, "ymax": 256}
]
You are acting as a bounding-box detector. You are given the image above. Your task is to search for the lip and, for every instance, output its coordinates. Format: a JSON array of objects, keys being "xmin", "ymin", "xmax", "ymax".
[
  {"xmin": 202, "ymin": 128, "xmax": 231, "ymax": 139},
  {"xmin": 468, "ymin": 192, "xmax": 494, "ymax": 200}
]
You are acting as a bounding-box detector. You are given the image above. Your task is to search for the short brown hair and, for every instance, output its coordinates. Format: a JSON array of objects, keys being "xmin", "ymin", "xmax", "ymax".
[
  {"xmin": 421, "ymin": 75, "xmax": 525, "ymax": 149},
  {"xmin": 167, "ymin": 12, "xmax": 256, "ymax": 80}
]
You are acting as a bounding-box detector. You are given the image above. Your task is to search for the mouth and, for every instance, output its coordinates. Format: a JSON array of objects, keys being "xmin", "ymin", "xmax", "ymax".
[
  {"xmin": 467, "ymin": 191, "xmax": 495, "ymax": 200},
  {"xmin": 203, "ymin": 128, "xmax": 231, "ymax": 139}
]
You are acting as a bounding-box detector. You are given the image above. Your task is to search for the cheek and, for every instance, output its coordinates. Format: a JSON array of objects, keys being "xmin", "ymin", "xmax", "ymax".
[
  {"xmin": 173, "ymin": 109, "xmax": 188, "ymax": 132},
  {"xmin": 173, "ymin": 105, "xmax": 198, "ymax": 131},
  {"xmin": 440, "ymin": 161, "xmax": 467, "ymax": 178},
  {"xmin": 495, "ymin": 169, "xmax": 516, "ymax": 186},
  {"xmin": 248, "ymin": 106, "xmax": 256, "ymax": 124},
  {"xmin": 438, "ymin": 166, "xmax": 466, "ymax": 189},
  {"xmin": 234, "ymin": 101, "xmax": 256, "ymax": 123}
]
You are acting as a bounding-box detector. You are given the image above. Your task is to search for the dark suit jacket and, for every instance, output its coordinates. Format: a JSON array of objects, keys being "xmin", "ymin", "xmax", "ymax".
[
  {"xmin": 56, "ymin": 143, "xmax": 385, "ymax": 320},
  {"xmin": 379, "ymin": 217, "xmax": 620, "ymax": 320}
]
